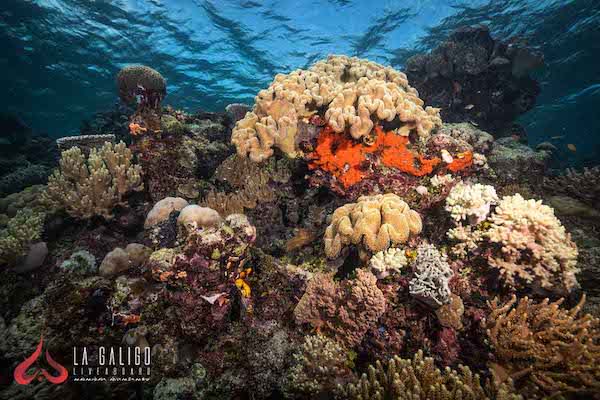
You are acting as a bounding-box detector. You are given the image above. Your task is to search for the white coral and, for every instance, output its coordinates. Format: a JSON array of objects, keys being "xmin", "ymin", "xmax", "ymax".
[
  {"xmin": 445, "ymin": 182, "xmax": 498, "ymax": 224},
  {"xmin": 369, "ymin": 247, "xmax": 407, "ymax": 279},
  {"xmin": 409, "ymin": 243, "xmax": 453, "ymax": 308}
]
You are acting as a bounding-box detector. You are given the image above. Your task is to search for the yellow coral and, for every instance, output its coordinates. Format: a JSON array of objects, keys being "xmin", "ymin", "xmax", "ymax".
[
  {"xmin": 44, "ymin": 142, "xmax": 143, "ymax": 219},
  {"xmin": 324, "ymin": 193, "xmax": 422, "ymax": 259},
  {"xmin": 232, "ymin": 55, "xmax": 441, "ymax": 162}
]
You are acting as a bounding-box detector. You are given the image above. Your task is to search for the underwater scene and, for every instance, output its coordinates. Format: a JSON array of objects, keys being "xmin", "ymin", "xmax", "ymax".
[{"xmin": 1, "ymin": 0, "xmax": 600, "ymax": 399}]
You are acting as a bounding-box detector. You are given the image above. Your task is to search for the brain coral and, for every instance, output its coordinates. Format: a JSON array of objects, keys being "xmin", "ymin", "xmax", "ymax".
[
  {"xmin": 232, "ymin": 55, "xmax": 442, "ymax": 162},
  {"xmin": 324, "ymin": 193, "xmax": 422, "ymax": 259},
  {"xmin": 116, "ymin": 65, "xmax": 166, "ymax": 105},
  {"xmin": 487, "ymin": 194, "xmax": 579, "ymax": 294}
]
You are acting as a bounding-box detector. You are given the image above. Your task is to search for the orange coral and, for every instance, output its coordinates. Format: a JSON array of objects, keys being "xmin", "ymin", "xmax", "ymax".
[
  {"xmin": 308, "ymin": 125, "xmax": 441, "ymax": 188},
  {"xmin": 129, "ymin": 122, "xmax": 147, "ymax": 136},
  {"xmin": 447, "ymin": 151, "xmax": 473, "ymax": 172}
]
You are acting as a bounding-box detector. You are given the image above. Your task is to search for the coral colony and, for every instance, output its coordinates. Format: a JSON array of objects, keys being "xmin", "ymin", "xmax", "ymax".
[{"xmin": 2, "ymin": 40, "xmax": 600, "ymax": 400}]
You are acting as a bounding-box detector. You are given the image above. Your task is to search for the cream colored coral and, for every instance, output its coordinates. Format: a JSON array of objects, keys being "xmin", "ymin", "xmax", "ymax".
[
  {"xmin": 487, "ymin": 194, "xmax": 579, "ymax": 293},
  {"xmin": 45, "ymin": 142, "xmax": 143, "ymax": 219},
  {"xmin": 445, "ymin": 182, "xmax": 498, "ymax": 224},
  {"xmin": 232, "ymin": 55, "xmax": 441, "ymax": 162},
  {"xmin": 324, "ymin": 193, "xmax": 422, "ymax": 259},
  {"xmin": 369, "ymin": 247, "xmax": 407, "ymax": 279}
]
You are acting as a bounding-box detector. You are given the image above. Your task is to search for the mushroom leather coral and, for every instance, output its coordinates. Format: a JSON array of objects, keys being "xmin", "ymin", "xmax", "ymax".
[{"xmin": 308, "ymin": 125, "xmax": 443, "ymax": 188}]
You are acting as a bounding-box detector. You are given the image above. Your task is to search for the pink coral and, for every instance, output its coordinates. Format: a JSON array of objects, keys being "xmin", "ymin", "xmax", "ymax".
[{"xmin": 294, "ymin": 269, "xmax": 386, "ymax": 348}]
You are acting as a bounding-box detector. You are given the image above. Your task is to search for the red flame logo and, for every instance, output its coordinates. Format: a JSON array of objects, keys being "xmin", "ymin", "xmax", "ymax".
[{"xmin": 14, "ymin": 336, "xmax": 68, "ymax": 385}]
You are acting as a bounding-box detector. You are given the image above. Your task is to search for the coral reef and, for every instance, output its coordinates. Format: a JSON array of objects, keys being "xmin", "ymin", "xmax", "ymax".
[
  {"xmin": 486, "ymin": 295, "xmax": 600, "ymax": 398},
  {"xmin": 324, "ymin": 193, "xmax": 422, "ymax": 259},
  {"xmin": 232, "ymin": 55, "xmax": 441, "ymax": 162},
  {"xmin": 341, "ymin": 350, "xmax": 521, "ymax": 400},
  {"xmin": 0, "ymin": 209, "xmax": 44, "ymax": 267},
  {"xmin": 445, "ymin": 182, "xmax": 498, "ymax": 224},
  {"xmin": 285, "ymin": 334, "xmax": 354, "ymax": 397},
  {"xmin": 44, "ymin": 141, "xmax": 143, "ymax": 219},
  {"xmin": 405, "ymin": 25, "xmax": 541, "ymax": 137},
  {"xmin": 544, "ymin": 166, "xmax": 600, "ymax": 206},
  {"xmin": 116, "ymin": 65, "xmax": 166, "ymax": 108},
  {"xmin": 294, "ymin": 269, "xmax": 386, "ymax": 348}
]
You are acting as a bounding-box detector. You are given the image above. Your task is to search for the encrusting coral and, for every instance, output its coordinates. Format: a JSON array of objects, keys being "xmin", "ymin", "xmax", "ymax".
[
  {"xmin": 486, "ymin": 294, "xmax": 600, "ymax": 398},
  {"xmin": 341, "ymin": 350, "xmax": 522, "ymax": 400},
  {"xmin": 294, "ymin": 269, "xmax": 386, "ymax": 348},
  {"xmin": 232, "ymin": 55, "xmax": 442, "ymax": 162},
  {"xmin": 0, "ymin": 209, "xmax": 44, "ymax": 266},
  {"xmin": 324, "ymin": 193, "xmax": 422, "ymax": 259},
  {"xmin": 44, "ymin": 142, "xmax": 144, "ymax": 219}
]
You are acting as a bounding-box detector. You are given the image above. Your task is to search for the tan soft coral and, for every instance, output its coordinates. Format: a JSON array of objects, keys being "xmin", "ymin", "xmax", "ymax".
[
  {"xmin": 232, "ymin": 55, "xmax": 441, "ymax": 162},
  {"xmin": 44, "ymin": 142, "xmax": 143, "ymax": 219},
  {"xmin": 324, "ymin": 193, "xmax": 422, "ymax": 259},
  {"xmin": 294, "ymin": 269, "xmax": 386, "ymax": 348},
  {"xmin": 486, "ymin": 295, "xmax": 600, "ymax": 398},
  {"xmin": 487, "ymin": 194, "xmax": 579, "ymax": 294}
]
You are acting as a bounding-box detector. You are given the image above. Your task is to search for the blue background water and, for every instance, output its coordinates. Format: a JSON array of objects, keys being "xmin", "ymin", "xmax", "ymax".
[{"xmin": 1, "ymin": 0, "xmax": 599, "ymax": 166}]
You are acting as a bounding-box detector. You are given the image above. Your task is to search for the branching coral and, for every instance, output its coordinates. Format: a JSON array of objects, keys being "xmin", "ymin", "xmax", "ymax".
[
  {"xmin": 285, "ymin": 334, "xmax": 354, "ymax": 397},
  {"xmin": 341, "ymin": 350, "xmax": 521, "ymax": 400},
  {"xmin": 487, "ymin": 194, "xmax": 579, "ymax": 294},
  {"xmin": 445, "ymin": 182, "xmax": 498, "ymax": 224},
  {"xmin": 44, "ymin": 142, "xmax": 143, "ymax": 219},
  {"xmin": 369, "ymin": 247, "xmax": 407, "ymax": 279},
  {"xmin": 486, "ymin": 295, "xmax": 600, "ymax": 397},
  {"xmin": 232, "ymin": 55, "xmax": 441, "ymax": 162},
  {"xmin": 294, "ymin": 269, "xmax": 386, "ymax": 348},
  {"xmin": 324, "ymin": 193, "xmax": 422, "ymax": 259},
  {"xmin": 0, "ymin": 209, "xmax": 44, "ymax": 266},
  {"xmin": 409, "ymin": 243, "xmax": 454, "ymax": 308}
]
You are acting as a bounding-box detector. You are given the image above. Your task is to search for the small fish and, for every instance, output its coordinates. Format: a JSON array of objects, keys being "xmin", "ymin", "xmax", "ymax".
[
  {"xmin": 550, "ymin": 135, "xmax": 565, "ymax": 140},
  {"xmin": 567, "ymin": 143, "xmax": 577, "ymax": 152},
  {"xmin": 464, "ymin": 104, "xmax": 474, "ymax": 110}
]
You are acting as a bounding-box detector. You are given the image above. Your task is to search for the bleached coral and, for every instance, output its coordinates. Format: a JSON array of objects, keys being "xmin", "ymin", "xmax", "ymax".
[
  {"xmin": 445, "ymin": 182, "xmax": 498, "ymax": 224},
  {"xmin": 369, "ymin": 247, "xmax": 407, "ymax": 279},
  {"xmin": 324, "ymin": 193, "xmax": 422, "ymax": 259},
  {"xmin": 45, "ymin": 142, "xmax": 144, "ymax": 220},
  {"xmin": 430, "ymin": 174, "xmax": 454, "ymax": 188},
  {"xmin": 232, "ymin": 55, "xmax": 442, "ymax": 162},
  {"xmin": 341, "ymin": 350, "xmax": 521, "ymax": 400},
  {"xmin": 487, "ymin": 194, "xmax": 579, "ymax": 293},
  {"xmin": 409, "ymin": 243, "xmax": 453, "ymax": 308},
  {"xmin": 294, "ymin": 269, "xmax": 386, "ymax": 348}
]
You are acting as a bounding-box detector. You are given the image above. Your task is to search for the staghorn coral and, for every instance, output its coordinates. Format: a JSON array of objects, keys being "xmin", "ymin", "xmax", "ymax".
[
  {"xmin": 294, "ymin": 269, "xmax": 386, "ymax": 348},
  {"xmin": 44, "ymin": 142, "xmax": 143, "ymax": 219},
  {"xmin": 487, "ymin": 194, "xmax": 579, "ymax": 294},
  {"xmin": 486, "ymin": 295, "xmax": 600, "ymax": 398},
  {"xmin": 445, "ymin": 182, "xmax": 498, "ymax": 224},
  {"xmin": 285, "ymin": 334, "xmax": 354, "ymax": 398},
  {"xmin": 324, "ymin": 193, "xmax": 422, "ymax": 259},
  {"xmin": 543, "ymin": 166, "xmax": 600, "ymax": 206},
  {"xmin": 369, "ymin": 247, "xmax": 408, "ymax": 279},
  {"xmin": 342, "ymin": 350, "xmax": 521, "ymax": 400},
  {"xmin": 409, "ymin": 243, "xmax": 454, "ymax": 308},
  {"xmin": 0, "ymin": 209, "xmax": 44, "ymax": 266},
  {"xmin": 232, "ymin": 55, "xmax": 441, "ymax": 162}
]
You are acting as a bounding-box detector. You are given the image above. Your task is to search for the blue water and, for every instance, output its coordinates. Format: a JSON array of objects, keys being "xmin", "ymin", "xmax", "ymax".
[{"xmin": 1, "ymin": 0, "xmax": 599, "ymax": 165}]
